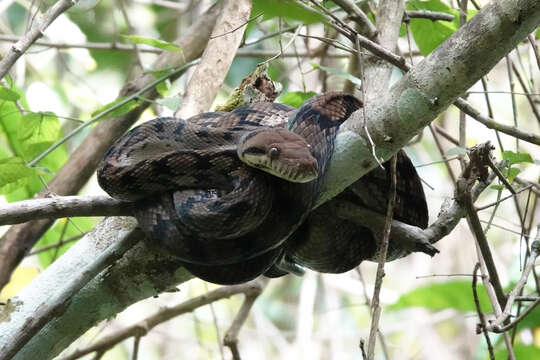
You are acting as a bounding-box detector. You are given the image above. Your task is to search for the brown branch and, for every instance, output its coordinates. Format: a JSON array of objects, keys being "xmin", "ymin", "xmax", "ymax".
[
  {"xmin": 0, "ymin": 0, "xmax": 77, "ymax": 79},
  {"xmin": 223, "ymin": 278, "xmax": 268, "ymax": 360},
  {"xmin": 333, "ymin": 0, "xmax": 378, "ymax": 39},
  {"xmin": 472, "ymin": 263, "xmax": 495, "ymax": 360},
  {"xmin": 58, "ymin": 279, "xmax": 265, "ymax": 360},
  {"xmin": 366, "ymin": 155, "xmax": 397, "ymax": 360},
  {"xmin": 487, "ymin": 236, "xmax": 540, "ymax": 332},
  {"xmin": 405, "ymin": 10, "xmax": 455, "ymax": 22},
  {"xmin": 0, "ymin": 195, "xmax": 134, "ymax": 226}
]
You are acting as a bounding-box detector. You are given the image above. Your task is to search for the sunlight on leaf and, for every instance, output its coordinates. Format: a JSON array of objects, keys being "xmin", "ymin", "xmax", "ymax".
[
  {"xmin": 0, "ymin": 157, "xmax": 36, "ymax": 193},
  {"xmin": 502, "ymin": 150, "xmax": 534, "ymax": 165},
  {"xmin": 0, "ymin": 87, "xmax": 20, "ymax": 101},
  {"xmin": 278, "ymin": 91, "xmax": 316, "ymax": 108},
  {"xmin": 92, "ymin": 97, "xmax": 142, "ymax": 120},
  {"xmin": 252, "ymin": 0, "xmax": 325, "ymax": 24},
  {"xmin": 121, "ymin": 34, "xmax": 181, "ymax": 51}
]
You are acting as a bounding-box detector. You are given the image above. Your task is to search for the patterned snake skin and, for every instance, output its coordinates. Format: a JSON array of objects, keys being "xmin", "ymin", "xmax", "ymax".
[{"xmin": 98, "ymin": 92, "xmax": 429, "ymax": 284}]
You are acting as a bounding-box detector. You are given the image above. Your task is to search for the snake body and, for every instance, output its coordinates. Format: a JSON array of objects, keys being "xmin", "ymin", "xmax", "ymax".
[{"xmin": 98, "ymin": 92, "xmax": 429, "ymax": 284}]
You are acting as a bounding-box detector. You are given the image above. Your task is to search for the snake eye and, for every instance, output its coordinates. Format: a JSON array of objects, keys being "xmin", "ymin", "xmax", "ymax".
[{"xmin": 268, "ymin": 146, "xmax": 280, "ymax": 160}]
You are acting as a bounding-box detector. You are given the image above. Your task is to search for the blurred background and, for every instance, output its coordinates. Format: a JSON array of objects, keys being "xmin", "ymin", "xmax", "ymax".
[{"xmin": 0, "ymin": 0, "xmax": 538, "ymax": 359}]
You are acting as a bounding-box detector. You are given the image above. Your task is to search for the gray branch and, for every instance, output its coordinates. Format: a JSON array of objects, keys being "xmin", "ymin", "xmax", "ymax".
[
  {"xmin": 0, "ymin": 0, "xmax": 78, "ymax": 79},
  {"xmin": 0, "ymin": 195, "xmax": 133, "ymax": 226}
]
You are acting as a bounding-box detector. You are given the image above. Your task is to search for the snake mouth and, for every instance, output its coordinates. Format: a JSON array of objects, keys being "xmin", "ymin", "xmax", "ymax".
[{"xmin": 251, "ymin": 157, "xmax": 318, "ymax": 183}]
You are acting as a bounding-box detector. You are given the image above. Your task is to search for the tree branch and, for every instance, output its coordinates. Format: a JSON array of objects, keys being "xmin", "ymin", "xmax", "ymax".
[
  {"xmin": 0, "ymin": 196, "xmax": 133, "ymax": 226},
  {"xmin": 0, "ymin": 0, "xmax": 77, "ymax": 79}
]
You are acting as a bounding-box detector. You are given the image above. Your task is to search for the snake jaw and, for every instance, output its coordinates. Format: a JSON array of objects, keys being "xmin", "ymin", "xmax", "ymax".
[{"xmin": 238, "ymin": 128, "xmax": 318, "ymax": 183}]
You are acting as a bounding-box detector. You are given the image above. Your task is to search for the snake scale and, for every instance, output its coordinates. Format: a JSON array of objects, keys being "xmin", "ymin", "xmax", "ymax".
[{"xmin": 98, "ymin": 92, "xmax": 429, "ymax": 284}]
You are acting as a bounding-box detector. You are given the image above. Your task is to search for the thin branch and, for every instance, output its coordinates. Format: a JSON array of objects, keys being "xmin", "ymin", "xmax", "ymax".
[
  {"xmin": 405, "ymin": 10, "xmax": 455, "ymax": 22},
  {"xmin": 367, "ymin": 155, "xmax": 397, "ymax": 360},
  {"xmin": 58, "ymin": 280, "xmax": 265, "ymax": 360},
  {"xmin": 0, "ymin": 0, "xmax": 77, "ymax": 79},
  {"xmin": 454, "ymin": 98, "xmax": 540, "ymax": 146},
  {"xmin": 472, "ymin": 263, "xmax": 495, "ymax": 360},
  {"xmin": 223, "ymin": 278, "xmax": 268, "ymax": 360},
  {"xmin": 333, "ymin": 0, "xmax": 378, "ymax": 39},
  {"xmin": 487, "ymin": 236, "xmax": 540, "ymax": 332},
  {"xmin": 0, "ymin": 195, "xmax": 134, "ymax": 226}
]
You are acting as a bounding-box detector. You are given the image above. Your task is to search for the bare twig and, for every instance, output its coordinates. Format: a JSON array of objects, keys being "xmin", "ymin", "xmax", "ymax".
[
  {"xmin": 333, "ymin": 0, "xmax": 378, "ymax": 39},
  {"xmin": 58, "ymin": 280, "xmax": 265, "ymax": 360},
  {"xmin": 223, "ymin": 278, "xmax": 268, "ymax": 360},
  {"xmin": 0, "ymin": 0, "xmax": 77, "ymax": 79},
  {"xmin": 454, "ymin": 98, "xmax": 540, "ymax": 146},
  {"xmin": 0, "ymin": 195, "xmax": 134, "ymax": 226},
  {"xmin": 367, "ymin": 155, "xmax": 397, "ymax": 360},
  {"xmin": 472, "ymin": 263, "xmax": 495, "ymax": 360},
  {"xmin": 405, "ymin": 10, "xmax": 455, "ymax": 22},
  {"xmin": 487, "ymin": 236, "xmax": 540, "ymax": 332}
]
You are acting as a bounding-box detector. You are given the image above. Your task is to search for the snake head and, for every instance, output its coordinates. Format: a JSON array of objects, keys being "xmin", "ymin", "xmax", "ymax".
[{"xmin": 237, "ymin": 128, "xmax": 318, "ymax": 183}]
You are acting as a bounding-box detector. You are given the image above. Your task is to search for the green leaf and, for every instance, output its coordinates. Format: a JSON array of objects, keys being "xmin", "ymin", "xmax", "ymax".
[
  {"xmin": 492, "ymin": 344, "xmax": 540, "ymax": 360},
  {"xmin": 490, "ymin": 185, "xmax": 505, "ymax": 191},
  {"xmin": 278, "ymin": 91, "xmax": 317, "ymax": 108},
  {"xmin": 502, "ymin": 150, "xmax": 534, "ymax": 165},
  {"xmin": 156, "ymin": 96, "xmax": 181, "ymax": 112},
  {"xmin": 253, "ymin": 0, "xmax": 325, "ymax": 24},
  {"xmin": 0, "ymin": 87, "xmax": 20, "ymax": 101},
  {"xmin": 310, "ymin": 63, "xmax": 362, "ymax": 87},
  {"xmin": 35, "ymin": 217, "xmax": 95, "ymax": 268},
  {"xmin": 506, "ymin": 167, "xmax": 520, "ymax": 183},
  {"xmin": 0, "ymin": 157, "xmax": 36, "ymax": 193},
  {"xmin": 388, "ymin": 280, "xmax": 492, "ymax": 313},
  {"xmin": 18, "ymin": 112, "xmax": 62, "ymax": 160},
  {"xmin": 121, "ymin": 34, "xmax": 181, "ymax": 51},
  {"xmin": 405, "ymin": 0, "xmax": 471, "ymax": 56},
  {"xmin": 92, "ymin": 97, "xmax": 142, "ymax": 120}
]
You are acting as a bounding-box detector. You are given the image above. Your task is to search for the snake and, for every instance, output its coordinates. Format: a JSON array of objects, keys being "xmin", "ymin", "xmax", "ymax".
[{"xmin": 97, "ymin": 92, "xmax": 431, "ymax": 284}]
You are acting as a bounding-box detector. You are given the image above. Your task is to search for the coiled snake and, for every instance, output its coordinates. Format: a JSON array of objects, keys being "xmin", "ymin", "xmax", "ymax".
[{"xmin": 98, "ymin": 92, "xmax": 429, "ymax": 284}]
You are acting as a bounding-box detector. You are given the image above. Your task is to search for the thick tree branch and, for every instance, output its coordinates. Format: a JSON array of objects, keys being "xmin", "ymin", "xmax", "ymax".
[{"xmin": 320, "ymin": 0, "xmax": 540, "ymax": 204}]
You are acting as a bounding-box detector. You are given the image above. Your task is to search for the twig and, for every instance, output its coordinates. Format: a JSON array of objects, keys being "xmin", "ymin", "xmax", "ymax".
[
  {"xmin": 472, "ymin": 263, "xmax": 495, "ymax": 360},
  {"xmin": 454, "ymin": 98, "xmax": 540, "ymax": 146},
  {"xmin": 405, "ymin": 10, "xmax": 455, "ymax": 22},
  {"xmin": 58, "ymin": 280, "xmax": 265, "ymax": 360},
  {"xmin": 259, "ymin": 24, "xmax": 304, "ymax": 65},
  {"xmin": 428, "ymin": 124, "xmax": 457, "ymax": 184},
  {"xmin": 367, "ymin": 155, "xmax": 397, "ymax": 360},
  {"xmin": 223, "ymin": 278, "xmax": 268, "ymax": 360},
  {"xmin": 0, "ymin": 0, "xmax": 77, "ymax": 79},
  {"xmin": 0, "ymin": 228, "xmax": 142, "ymax": 360},
  {"xmin": 476, "ymin": 185, "xmax": 531, "ymax": 211},
  {"xmin": 0, "ymin": 195, "xmax": 134, "ymax": 226},
  {"xmin": 458, "ymin": 144, "xmax": 507, "ymax": 309},
  {"xmin": 487, "ymin": 237, "xmax": 540, "ymax": 332},
  {"xmin": 528, "ymin": 34, "xmax": 540, "ymax": 70},
  {"xmin": 333, "ymin": 0, "xmax": 377, "ymax": 39},
  {"xmin": 26, "ymin": 233, "xmax": 86, "ymax": 256}
]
